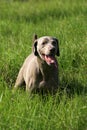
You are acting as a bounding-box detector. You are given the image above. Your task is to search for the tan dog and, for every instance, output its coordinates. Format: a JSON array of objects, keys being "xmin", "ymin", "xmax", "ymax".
[{"xmin": 14, "ymin": 35, "xmax": 60, "ymax": 93}]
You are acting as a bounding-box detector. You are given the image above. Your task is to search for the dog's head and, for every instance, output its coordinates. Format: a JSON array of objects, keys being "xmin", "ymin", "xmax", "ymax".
[{"xmin": 33, "ymin": 35, "xmax": 60, "ymax": 66}]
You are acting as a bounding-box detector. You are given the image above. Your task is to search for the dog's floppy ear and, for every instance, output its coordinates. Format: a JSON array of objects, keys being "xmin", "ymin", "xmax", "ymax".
[
  {"xmin": 55, "ymin": 38, "xmax": 60, "ymax": 56},
  {"xmin": 33, "ymin": 34, "xmax": 38, "ymax": 56},
  {"xmin": 34, "ymin": 41, "xmax": 38, "ymax": 56}
]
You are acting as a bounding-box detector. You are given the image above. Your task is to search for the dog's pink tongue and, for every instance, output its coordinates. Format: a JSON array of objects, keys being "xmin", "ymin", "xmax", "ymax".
[{"xmin": 45, "ymin": 55, "xmax": 57, "ymax": 67}]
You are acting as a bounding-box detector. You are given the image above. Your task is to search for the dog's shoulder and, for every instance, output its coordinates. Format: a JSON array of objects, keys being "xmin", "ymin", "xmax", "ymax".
[
  {"xmin": 24, "ymin": 53, "xmax": 35, "ymax": 63},
  {"xmin": 23, "ymin": 53, "xmax": 39, "ymax": 69},
  {"xmin": 23, "ymin": 53, "xmax": 41, "ymax": 79}
]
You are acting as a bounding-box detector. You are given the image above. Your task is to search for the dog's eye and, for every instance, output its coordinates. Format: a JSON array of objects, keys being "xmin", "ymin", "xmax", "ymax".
[{"xmin": 42, "ymin": 42, "xmax": 46, "ymax": 45}]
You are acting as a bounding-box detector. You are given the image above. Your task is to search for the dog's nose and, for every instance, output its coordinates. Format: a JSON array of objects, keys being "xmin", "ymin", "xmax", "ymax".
[{"xmin": 50, "ymin": 48, "xmax": 55, "ymax": 54}]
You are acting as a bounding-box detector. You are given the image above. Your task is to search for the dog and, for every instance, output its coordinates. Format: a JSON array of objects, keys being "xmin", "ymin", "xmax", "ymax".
[{"xmin": 14, "ymin": 35, "xmax": 60, "ymax": 93}]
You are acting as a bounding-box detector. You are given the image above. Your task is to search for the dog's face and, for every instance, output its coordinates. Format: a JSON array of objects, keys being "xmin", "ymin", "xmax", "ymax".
[{"xmin": 33, "ymin": 35, "xmax": 60, "ymax": 66}]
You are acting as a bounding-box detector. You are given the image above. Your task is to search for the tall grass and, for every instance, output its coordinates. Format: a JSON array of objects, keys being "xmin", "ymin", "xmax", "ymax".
[{"xmin": 0, "ymin": 0, "xmax": 87, "ymax": 129}]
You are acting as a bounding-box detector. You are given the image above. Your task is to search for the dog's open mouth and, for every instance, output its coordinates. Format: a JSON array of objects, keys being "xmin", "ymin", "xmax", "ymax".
[{"xmin": 42, "ymin": 54, "xmax": 57, "ymax": 67}]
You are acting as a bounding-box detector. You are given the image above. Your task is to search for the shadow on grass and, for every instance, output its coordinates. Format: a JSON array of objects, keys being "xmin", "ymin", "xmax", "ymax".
[
  {"xmin": 1, "ymin": 60, "xmax": 87, "ymax": 98},
  {"xmin": 60, "ymin": 76, "xmax": 87, "ymax": 97},
  {"xmin": 1, "ymin": 72, "xmax": 87, "ymax": 98}
]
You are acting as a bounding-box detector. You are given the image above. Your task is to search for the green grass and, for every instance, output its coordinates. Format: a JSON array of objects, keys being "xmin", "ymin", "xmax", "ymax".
[{"xmin": 0, "ymin": 0, "xmax": 87, "ymax": 129}]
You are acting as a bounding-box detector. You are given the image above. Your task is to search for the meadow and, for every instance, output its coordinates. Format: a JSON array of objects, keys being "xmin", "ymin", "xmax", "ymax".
[{"xmin": 0, "ymin": 0, "xmax": 87, "ymax": 129}]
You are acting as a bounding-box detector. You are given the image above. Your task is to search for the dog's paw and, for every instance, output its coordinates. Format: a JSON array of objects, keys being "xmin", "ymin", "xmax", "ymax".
[{"xmin": 39, "ymin": 81, "xmax": 46, "ymax": 88}]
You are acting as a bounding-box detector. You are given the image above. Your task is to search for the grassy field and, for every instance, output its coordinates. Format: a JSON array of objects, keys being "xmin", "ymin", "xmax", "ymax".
[{"xmin": 0, "ymin": 0, "xmax": 87, "ymax": 129}]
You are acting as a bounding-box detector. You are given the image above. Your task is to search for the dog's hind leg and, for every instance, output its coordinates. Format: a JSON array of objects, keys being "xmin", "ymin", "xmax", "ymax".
[{"xmin": 14, "ymin": 67, "xmax": 24, "ymax": 89}]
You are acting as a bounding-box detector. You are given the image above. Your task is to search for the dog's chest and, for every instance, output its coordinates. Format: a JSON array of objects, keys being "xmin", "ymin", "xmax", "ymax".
[{"xmin": 39, "ymin": 66, "xmax": 58, "ymax": 82}]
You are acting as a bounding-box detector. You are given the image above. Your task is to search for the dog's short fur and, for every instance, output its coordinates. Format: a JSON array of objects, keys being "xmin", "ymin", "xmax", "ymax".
[{"xmin": 14, "ymin": 35, "xmax": 60, "ymax": 93}]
